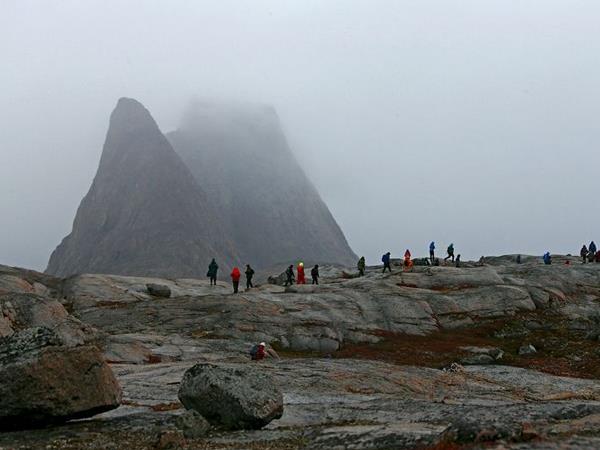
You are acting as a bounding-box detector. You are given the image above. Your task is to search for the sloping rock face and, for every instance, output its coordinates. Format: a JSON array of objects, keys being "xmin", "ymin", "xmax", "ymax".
[
  {"xmin": 178, "ymin": 363, "xmax": 283, "ymax": 430},
  {"xmin": 46, "ymin": 98, "xmax": 238, "ymax": 278},
  {"xmin": 0, "ymin": 327, "xmax": 121, "ymax": 429},
  {"xmin": 167, "ymin": 101, "xmax": 357, "ymax": 268}
]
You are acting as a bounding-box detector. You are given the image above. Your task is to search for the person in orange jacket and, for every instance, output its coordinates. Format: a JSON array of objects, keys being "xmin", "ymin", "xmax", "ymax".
[
  {"xmin": 230, "ymin": 266, "xmax": 241, "ymax": 293},
  {"xmin": 297, "ymin": 262, "xmax": 306, "ymax": 284},
  {"xmin": 403, "ymin": 250, "xmax": 413, "ymax": 270}
]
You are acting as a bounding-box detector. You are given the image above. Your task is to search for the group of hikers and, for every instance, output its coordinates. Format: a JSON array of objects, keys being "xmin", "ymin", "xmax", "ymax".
[
  {"xmin": 580, "ymin": 241, "xmax": 600, "ymax": 264},
  {"xmin": 209, "ymin": 240, "xmax": 600, "ymax": 294}
]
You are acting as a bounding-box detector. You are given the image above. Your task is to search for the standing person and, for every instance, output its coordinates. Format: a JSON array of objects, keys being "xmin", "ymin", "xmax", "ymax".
[
  {"xmin": 403, "ymin": 250, "xmax": 413, "ymax": 270},
  {"xmin": 581, "ymin": 245, "xmax": 589, "ymax": 264},
  {"xmin": 516, "ymin": 255, "xmax": 522, "ymax": 264},
  {"xmin": 357, "ymin": 256, "xmax": 366, "ymax": 276},
  {"xmin": 311, "ymin": 265, "xmax": 320, "ymax": 285},
  {"xmin": 382, "ymin": 252, "xmax": 392, "ymax": 273},
  {"xmin": 455, "ymin": 254, "xmax": 461, "ymax": 268},
  {"xmin": 245, "ymin": 264, "xmax": 255, "ymax": 290},
  {"xmin": 285, "ymin": 265, "xmax": 295, "ymax": 286},
  {"xmin": 444, "ymin": 244, "xmax": 455, "ymax": 263},
  {"xmin": 207, "ymin": 259, "xmax": 219, "ymax": 286},
  {"xmin": 429, "ymin": 242, "xmax": 435, "ymax": 264},
  {"xmin": 230, "ymin": 266, "xmax": 241, "ymax": 293},
  {"xmin": 297, "ymin": 262, "xmax": 306, "ymax": 284},
  {"xmin": 590, "ymin": 241, "xmax": 597, "ymax": 255}
]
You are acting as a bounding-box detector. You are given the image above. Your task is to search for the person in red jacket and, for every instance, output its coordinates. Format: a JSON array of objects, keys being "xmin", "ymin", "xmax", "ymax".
[
  {"xmin": 297, "ymin": 262, "xmax": 306, "ymax": 284},
  {"xmin": 230, "ymin": 266, "xmax": 241, "ymax": 293}
]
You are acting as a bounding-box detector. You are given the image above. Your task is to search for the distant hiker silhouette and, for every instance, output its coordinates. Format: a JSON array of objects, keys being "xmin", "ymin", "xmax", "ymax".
[
  {"xmin": 357, "ymin": 257, "xmax": 366, "ymax": 276},
  {"xmin": 245, "ymin": 264, "xmax": 255, "ymax": 289},
  {"xmin": 444, "ymin": 244, "xmax": 455, "ymax": 263},
  {"xmin": 207, "ymin": 259, "xmax": 218, "ymax": 286},
  {"xmin": 382, "ymin": 252, "xmax": 392, "ymax": 273}
]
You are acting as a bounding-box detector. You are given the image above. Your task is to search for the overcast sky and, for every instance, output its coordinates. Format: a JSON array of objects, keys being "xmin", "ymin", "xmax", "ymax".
[{"xmin": 2, "ymin": 0, "xmax": 599, "ymax": 270}]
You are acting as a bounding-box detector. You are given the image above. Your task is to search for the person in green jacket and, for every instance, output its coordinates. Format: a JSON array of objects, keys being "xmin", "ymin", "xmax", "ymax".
[
  {"xmin": 357, "ymin": 257, "xmax": 366, "ymax": 276},
  {"xmin": 207, "ymin": 259, "xmax": 219, "ymax": 286},
  {"xmin": 444, "ymin": 244, "xmax": 455, "ymax": 263}
]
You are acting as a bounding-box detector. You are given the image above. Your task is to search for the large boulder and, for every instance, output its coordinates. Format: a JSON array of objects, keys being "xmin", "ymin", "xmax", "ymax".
[
  {"xmin": 178, "ymin": 363, "xmax": 283, "ymax": 430},
  {"xmin": 0, "ymin": 327, "xmax": 121, "ymax": 430}
]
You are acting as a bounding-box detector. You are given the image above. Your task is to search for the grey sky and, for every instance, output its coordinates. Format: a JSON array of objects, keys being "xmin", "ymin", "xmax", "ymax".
[{"xmin": 2, "ymin": 0, "xmax": 599, "ymax": 271}]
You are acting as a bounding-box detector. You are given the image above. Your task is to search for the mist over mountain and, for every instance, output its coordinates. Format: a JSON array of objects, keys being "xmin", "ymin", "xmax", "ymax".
[
  {"xmin": 168, "ymin": 100, "xmax": 357, "ymax": 269},
  {"xmin": 46, "ymin": 98, "xmax": 239, "ymax": 278},
  {"xmin": 46, "ymin": 98, "xmax": 355, "ymax": 277}
]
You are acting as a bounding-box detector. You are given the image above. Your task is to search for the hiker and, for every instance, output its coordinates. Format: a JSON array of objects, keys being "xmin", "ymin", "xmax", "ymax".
[
  {"xmin": 245, "ymin": 264, "xmax": 255, "ymax": 289},
  {"xmin": 543, "ymin": 252, "xmax": 552, "ymax": 265},
  {"xmin": 311, "ymin": 265, "xmax": 320, "ymax": 285},
  {"xmin": 444, "ymin": 244, "xmax": 455, "ymax": 262},
  {"xmin": 455, "ymin": 254, "xmax": 461, "ymax": 268},
  {"xmin": 382, "ymin": 252, "xmax": 392, "ymax": 273},
  {"xmin": 516, "ymin": 254, "xmax": 521, "ymax": 264},
  {"xmin": 403, "ymin": 250, "xmax": 413, "ymax": 270},
  {"xmin": 207, "ymin": 259, "xmax": 219, "ymax": 286},
  {"xmin": 590, "ymin": 241, "xmax": 597, "ymax": 255},
  {"xmin": 249, "ymin": 342, "xmax": 280, "ymax": 361},
  {"xmin": 581, "ymin": 245, "xmax": 589, "ymax": 263},
  {"xmin": 357, "ymin": 256, "xmax": 366, "ymax": 276},
  {"xmin": 285, "ymin": 265, "xmax": 295, "ymax": 286},
  {"xmin": 429, "ymin": 242, "xmax": 435, "ymax": 264},
  {"xmin": 297, "ymin": 262, "xmax": 306, "ymax": 284},
  {"xmin": 230, "ymin": 266, "xmax": 241, "ymax": 293}
]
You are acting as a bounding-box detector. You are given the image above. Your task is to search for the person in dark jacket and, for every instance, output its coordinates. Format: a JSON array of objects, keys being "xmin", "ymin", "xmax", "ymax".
[
  {"xmin": 230, "ymin": 267, "xmax": 241, "ymax": 293},
  {"xmin": 285, "ymin": 265, "xmax": 295, "ymax": 286},
  {"xmin": 311, "ymin": 265, "xmax": 320, "ymax": 285},
  {"xmin": 590, "ymin": 241, "xmax": 597, "ymax": 255},
  {"xmin": 429, "ymin": 242, "xmax": 435, "ymax": 264},
  {"xmin": 357, "ymin": 257, "xmax": 366, "ymax": 276},
  {"xmin": 455, "ymin": 254, "xmax": 461, "ymax": 268},
  {"xmin": 444, "ymin": 244, "xmax": 455, "ymax": 262},
  {"xmin": 245, "ymin": 264, "xmax": 255, "ymax": 289},
  {"xmin": 207, "ymin": 259, "xmax": 219, "ymax": 286},
  {"xmin": 382, "ymin": 252, "xmax": 392, "ymax": 273},
  {"xmin": 581, "ymin": 245, "xmax": 589, "ymax": 264}
]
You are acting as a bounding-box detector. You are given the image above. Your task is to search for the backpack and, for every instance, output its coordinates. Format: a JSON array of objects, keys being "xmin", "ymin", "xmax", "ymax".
[{"xmin": 249, "ymin": 344, "xmax": 259, "ymax": 360}]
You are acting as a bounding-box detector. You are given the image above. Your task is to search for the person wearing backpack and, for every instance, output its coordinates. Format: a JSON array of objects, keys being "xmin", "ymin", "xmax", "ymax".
[
  {"xmin": 245, "ymin": 264, "xmax": 255, "ymax": 289},
  {"xmin": 230, "ymin": 266, "xmax": 241, "ymax": 293},
  {"xmin": 207, "ymin": 259, "xmax": 219, "ymax": 286},
  {"xmin": 444, "ymin": 244, "xmax": 455, "ymax": 263},
  {"xmin": 429, "ymin": 242, "xmax": 435, "ymax": 264},
  {"xmin": 382, "ymin": 252, "xmax": 392, "ymax": 273},
  {"xmin": 311, "ymin": 265, "xmax": 320, "ymax": 285}
]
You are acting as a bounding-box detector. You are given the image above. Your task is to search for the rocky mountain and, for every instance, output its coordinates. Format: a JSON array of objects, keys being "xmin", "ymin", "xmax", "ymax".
[
  {"xmin": 46, "ymin": 98, "xmax": 238, "ymax": 278},
  {"xmin": 167, "ymin": 101, "xmax": 357, "ymax": 268},
  {"xmin": 47, "ymin": 98, "xmax": 355, "ymax": 277}
]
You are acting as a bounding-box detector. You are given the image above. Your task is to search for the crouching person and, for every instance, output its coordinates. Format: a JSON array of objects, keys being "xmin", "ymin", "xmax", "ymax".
[{"xmin": 249, "ymin": 342, "xmax": 280, "ymax": 361}]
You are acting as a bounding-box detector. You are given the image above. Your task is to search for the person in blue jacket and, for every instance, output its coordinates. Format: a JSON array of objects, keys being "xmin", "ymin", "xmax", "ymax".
[
  {"xmin": 543, "ymin": 252, "xmax": 552, "ymax": 265},
  {"xmin": 589, "ymin": 241, "xmax": 597, "ymax": 255},
  {"xmin": 382, "ymin": 252, "xmax": 392, "ymax": 273},
  {"xmin": 429, "ymin": 242, "xmax": 435, "ymax": 264}
]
